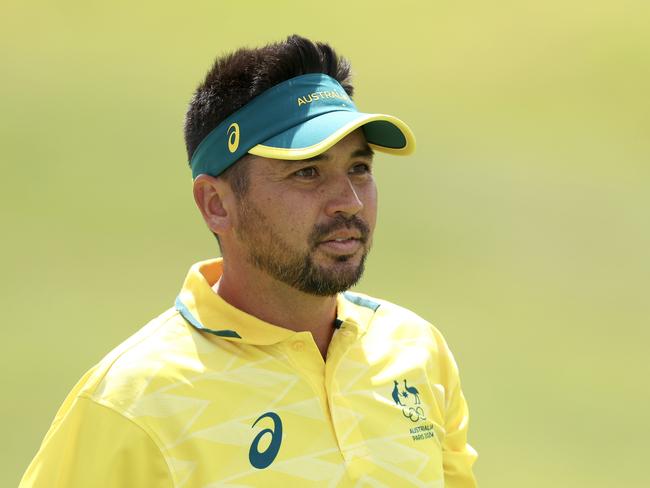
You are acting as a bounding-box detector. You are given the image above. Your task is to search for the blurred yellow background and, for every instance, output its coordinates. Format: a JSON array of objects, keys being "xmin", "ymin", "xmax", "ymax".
[{"xmin": 2, "ymin": 1, "xmax": 649, "ymax": 486}]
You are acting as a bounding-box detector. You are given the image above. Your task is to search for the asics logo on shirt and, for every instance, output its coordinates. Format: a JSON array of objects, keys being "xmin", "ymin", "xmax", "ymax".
[{"xmin": 249, "ymin": 412, "xmax": 283, "ymax": 469}]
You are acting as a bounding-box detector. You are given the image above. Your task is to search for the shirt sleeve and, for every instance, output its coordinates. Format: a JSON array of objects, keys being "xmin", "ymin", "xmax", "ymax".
[
  {"xmin": 20, "ymin": 395, "xmax": 174, "ymax": 488},
  {"xmin": 440, "ymin": 341, "xmax": 479, "ymax": 488}
]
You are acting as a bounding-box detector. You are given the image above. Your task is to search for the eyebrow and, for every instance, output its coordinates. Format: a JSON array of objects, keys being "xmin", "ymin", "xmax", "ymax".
[{"xmin": 290, "ymin": 144, "xmax": 375, "ymax": 164}]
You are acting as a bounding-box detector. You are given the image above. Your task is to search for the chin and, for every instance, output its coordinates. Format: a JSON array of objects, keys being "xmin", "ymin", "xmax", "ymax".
[
  {"xmin": 331, "ymin": 253, "xmax": 357, "ymax": 263},
  {"xmin": 324, "ymin": 255, "xmax": 366, "ymax": 281}
]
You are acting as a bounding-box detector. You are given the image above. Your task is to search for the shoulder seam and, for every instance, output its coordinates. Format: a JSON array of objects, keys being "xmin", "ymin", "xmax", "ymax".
[
  {"xmin": 86, "ymin": 309, "xmax": 181, "ymax": 396},
  {"xmin": 78, "ymin": 394, "xmax": 175, "ymax": 487}
]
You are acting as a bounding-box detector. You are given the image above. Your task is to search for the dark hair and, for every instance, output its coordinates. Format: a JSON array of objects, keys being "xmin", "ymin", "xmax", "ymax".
[
  {"xmin": 185, "ymin": 35, "xmax": 354, "ymax": 245},
  {"xmin": 184, "ymin": 34, "xmax": 354, "ymax": 170}
]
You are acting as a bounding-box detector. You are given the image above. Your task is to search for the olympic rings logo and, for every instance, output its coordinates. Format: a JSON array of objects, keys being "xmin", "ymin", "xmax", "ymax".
[
  {"xmin": 227, "ymin": 122, "xmax": 240, "ymax": 153},
  {"xmin": 402, "ymin": 406, "xmax": 426, "ymax": 423}
]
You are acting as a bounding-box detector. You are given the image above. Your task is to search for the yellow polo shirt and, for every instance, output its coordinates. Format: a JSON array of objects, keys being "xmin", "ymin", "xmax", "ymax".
[{"xmin": 21, "ymin": 259, "xmax": 477, "ymax": 487}]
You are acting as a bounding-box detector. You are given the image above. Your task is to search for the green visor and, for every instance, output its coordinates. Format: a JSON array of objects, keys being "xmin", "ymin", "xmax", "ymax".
[{"xmin": 190, "ymin": 73, "xmax": 415, "ymax": 178}]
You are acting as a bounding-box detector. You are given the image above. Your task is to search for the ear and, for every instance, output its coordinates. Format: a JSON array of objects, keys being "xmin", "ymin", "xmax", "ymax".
[{"xmin": 192, "ymin": 174, "xmax": 233, "ymax": 235}]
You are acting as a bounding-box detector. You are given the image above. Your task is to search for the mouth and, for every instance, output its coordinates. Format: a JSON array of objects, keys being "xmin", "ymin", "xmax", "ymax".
[
  {"xmin": 311, "ymin": 217, "xmax": 371, "ymax": 255},
  {"xmin": 321, "ymin": 230, "xmax": 363, "ymax": 243},
  {"xmin": 317, "ymin": 235, "xmax": 364, "ymax": 254}
]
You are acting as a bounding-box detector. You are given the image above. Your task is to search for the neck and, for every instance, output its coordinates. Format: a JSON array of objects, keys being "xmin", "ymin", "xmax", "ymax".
[{"xmin": 214, "ymin": 258, "xmax": 337, "ymax": 358}]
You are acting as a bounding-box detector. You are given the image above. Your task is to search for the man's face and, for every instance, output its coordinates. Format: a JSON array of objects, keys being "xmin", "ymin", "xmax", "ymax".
[{"xmin": 231, "ymin": 129, "xmax": 377, "ymax": 296}]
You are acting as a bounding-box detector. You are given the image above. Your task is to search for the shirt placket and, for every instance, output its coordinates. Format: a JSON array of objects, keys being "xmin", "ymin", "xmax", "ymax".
[
  {"xmin": 280, "ymin": 331, "xmax": 341, "ymax": 448},
  {"xmin": 324, "ymin": 320, "xmax": 371, "ymax": 479}
]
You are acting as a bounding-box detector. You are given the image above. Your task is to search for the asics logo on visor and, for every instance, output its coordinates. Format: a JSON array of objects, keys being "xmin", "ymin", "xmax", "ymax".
[{"xmin": 227, "ymin": 123, "xmax": 240, "ymax": 153}]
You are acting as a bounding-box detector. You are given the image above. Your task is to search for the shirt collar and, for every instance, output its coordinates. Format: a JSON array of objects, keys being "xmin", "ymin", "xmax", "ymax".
[{"xmin": 175, "ymin": 258, "xmax": 380, "ymax": 345}]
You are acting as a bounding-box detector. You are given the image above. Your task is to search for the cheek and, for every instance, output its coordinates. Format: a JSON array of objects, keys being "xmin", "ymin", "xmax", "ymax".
[
  {"xmin": 363, "ymin": 185, "xmax": 379, "ymax": 228},
  {"xmin": 265, "ymin": 195, "xmax": 317, "ymax": 235}
]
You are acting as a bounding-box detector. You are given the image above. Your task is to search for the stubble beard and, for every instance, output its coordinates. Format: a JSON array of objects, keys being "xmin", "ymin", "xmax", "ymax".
[{"xmin": 235, "ymin": 200, "xmax": 371, "ymax": 296}]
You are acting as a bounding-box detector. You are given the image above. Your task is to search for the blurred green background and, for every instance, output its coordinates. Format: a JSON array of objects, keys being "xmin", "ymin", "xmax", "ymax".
[{"xmin": 2, "ymin": 0, "xmax": 649, "ymax": 486}]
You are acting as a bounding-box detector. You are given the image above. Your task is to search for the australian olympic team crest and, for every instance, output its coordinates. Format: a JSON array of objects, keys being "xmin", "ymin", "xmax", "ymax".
[{"xmin": 391, "ymin": 379, "xmax": 437, "ymax": 443}]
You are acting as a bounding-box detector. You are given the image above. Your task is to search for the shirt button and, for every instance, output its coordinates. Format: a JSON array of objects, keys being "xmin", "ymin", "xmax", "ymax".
[
  {"xmin": 341, "ymin": 330, "xmax": 353, "ymax": 337},
  {"xmin": 291, "ymin": 340, "xmax": 305, "ymax": 351}
]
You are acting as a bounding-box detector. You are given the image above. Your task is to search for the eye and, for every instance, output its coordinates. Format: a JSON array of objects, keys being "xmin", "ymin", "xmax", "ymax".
[
  {"xmin": 293, "ymin": 166, "xmax": 319, "ymax": 179},
  {"xmin": 349, "ymin": 162, "xmax": 372, "ymax": 175}
]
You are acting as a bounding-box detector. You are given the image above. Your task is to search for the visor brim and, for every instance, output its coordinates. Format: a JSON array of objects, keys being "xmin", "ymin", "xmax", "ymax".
[{"xmin": 248, "ymin": 111, "xmax": 415, "ymax": 160}]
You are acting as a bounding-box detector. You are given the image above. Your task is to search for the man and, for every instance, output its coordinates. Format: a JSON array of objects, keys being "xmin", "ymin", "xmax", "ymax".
[{"xmin": 21, "ymin": 35, "xmax": 477, "ymax": 487}]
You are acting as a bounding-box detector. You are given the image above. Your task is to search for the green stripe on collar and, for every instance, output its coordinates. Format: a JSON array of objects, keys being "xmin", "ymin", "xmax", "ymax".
[{"xmin": 175, "ymin": 296, "xmax": 242, "ymax": 339}]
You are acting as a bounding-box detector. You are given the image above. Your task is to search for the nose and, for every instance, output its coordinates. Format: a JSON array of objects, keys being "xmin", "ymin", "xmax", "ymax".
[{"xmin": 324, "ymin": 175, "xmax": 364, "ymax": 218}]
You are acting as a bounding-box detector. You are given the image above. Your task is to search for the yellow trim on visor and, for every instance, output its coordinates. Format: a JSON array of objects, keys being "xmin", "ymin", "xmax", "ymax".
[{"xmin": 248, "ymin": 113, "xmax": 416, "ymax": 160}]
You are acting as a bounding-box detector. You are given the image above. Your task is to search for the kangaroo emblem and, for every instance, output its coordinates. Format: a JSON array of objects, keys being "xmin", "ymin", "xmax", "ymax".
[
  {"xmin": 391, "ymin": 380, "xmax": 404, "ymax": 406},
  {"xmin": 389, "ymin": 379, "xmax": 428, "ymax": 425}
]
